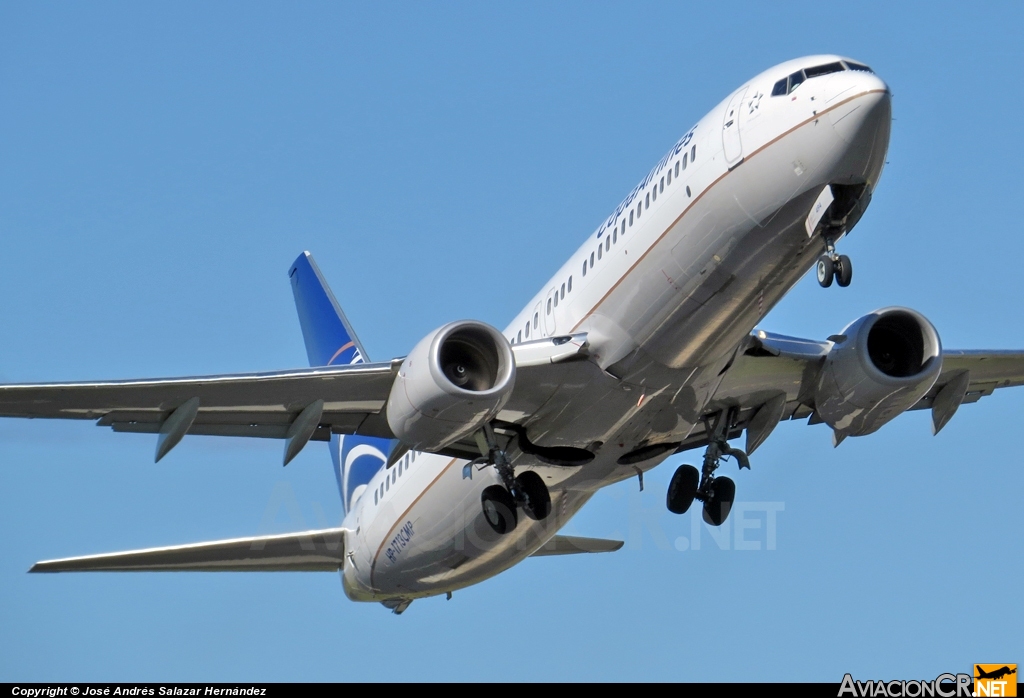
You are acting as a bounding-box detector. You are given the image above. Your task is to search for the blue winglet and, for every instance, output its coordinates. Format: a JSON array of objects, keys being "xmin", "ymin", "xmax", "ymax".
[{"xmin": 288, "ymin": 252, "xmax": 368, "ymax": 367}]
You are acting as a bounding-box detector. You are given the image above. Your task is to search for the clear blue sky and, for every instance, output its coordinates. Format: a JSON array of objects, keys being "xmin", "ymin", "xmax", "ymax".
[{"xmin": 1, "ymin": 1, "xmax": 1021, "ymax": 682}]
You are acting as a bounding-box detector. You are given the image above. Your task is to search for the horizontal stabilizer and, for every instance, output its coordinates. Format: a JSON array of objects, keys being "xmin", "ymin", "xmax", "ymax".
[
  {"xmin": 529, "ymin": 535, "xmax": 624, "ymax": 557},
  {"xmin": 30, "ymin": 528, "xmax": 346, "ymax": 573}
]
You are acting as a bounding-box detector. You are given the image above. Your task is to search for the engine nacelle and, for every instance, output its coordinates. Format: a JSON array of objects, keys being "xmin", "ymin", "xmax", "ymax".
[
  {"xmin": 814, "ymin": 308, "xmax": 942, "ymax": 438},
  {"xmin": 386, "ymin": 321, "xmax": 516, "ymax": 451}
]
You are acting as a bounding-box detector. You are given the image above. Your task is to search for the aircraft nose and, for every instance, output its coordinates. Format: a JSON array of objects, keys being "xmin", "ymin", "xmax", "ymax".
[{"xmin": 828, "ymin": 75, "xmax": 891, "ymax": 146}]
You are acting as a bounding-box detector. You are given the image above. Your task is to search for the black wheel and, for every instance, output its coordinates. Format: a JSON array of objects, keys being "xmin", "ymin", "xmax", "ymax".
[
  {"xmin": 666, "ymin": 464, "xmax": 700, "ymax": 514},
  {"xmin": 835, "ymin": 255, "xmax": 853, "ymax": 287},
  {"xmin": 481, "ymin": 485, "xmax": 517, "ymax": 534},
  {"xmin": 515, "ymin": 471, "xmax": 551, "ymax": 521},
  {"xmin": 702, "ymin": 476, "xmax": 736, "ymax": 527},
  {"xmin": 816, "ymin": 255, "xmax": 834, "ymax": 288}
]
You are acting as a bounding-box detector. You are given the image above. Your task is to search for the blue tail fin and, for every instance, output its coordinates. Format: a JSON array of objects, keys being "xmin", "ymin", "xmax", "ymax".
[
  {"xmin": 289, "ymin": 252, "xmax": 392, "ymax": 512},
  {"xmin": 289, "ymin": 251, "xmax": 369, "ymax": 367}
]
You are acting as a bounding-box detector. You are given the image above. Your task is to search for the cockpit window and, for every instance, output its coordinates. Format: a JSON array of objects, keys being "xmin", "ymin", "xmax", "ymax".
[
  {"xmin": 843, "ymin": 60, "xmax": 873, "ymax": 73},
  {"xmin": 788, "ymin": 70, "xmax": 805, "ymax": 93},
  {"xmin": 804, "ymin": 62, "xmax": 845, "ymax": 79},
  {"xmin": 772, "ymin": 60, "xmax": 863, "ymax": 97}
]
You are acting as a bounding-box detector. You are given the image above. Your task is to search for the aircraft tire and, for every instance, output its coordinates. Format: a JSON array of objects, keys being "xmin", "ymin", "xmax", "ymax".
[
  {"xmin": 515, "ymin": 471, "xmax": 551, "ymax": 521},
  {"xmin": 481, "ymin": 485, "xmax": 517, "ymax": 534},
  {"xmin": 701, "ymin": 476, "xmax": 736, "ymax": 527},
  {"xmin": 816, "ymin": 255, "xmax": 834, "ymax": 287},
  {"xmin": 666, "ymin": 464, "xmax": 700, "ymax": 514},
  {"xmin": 835, "ymin": 255, "xmax": 853, "ymax": 287}
]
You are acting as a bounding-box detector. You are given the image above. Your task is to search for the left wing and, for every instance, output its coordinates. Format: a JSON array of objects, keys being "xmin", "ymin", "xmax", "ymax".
[
  {"xmin": 0, "ymin": 362, "xmax": 399, "ymax": 443},
  {"xmin": 0, "ymin": 335, "xmax": 591, "ymax": 462}
]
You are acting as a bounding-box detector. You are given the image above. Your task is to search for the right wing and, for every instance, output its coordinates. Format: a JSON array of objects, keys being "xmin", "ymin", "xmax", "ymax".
[{"xmin": 696, "ymin": 332, "xmax": 1024, "ymax": 453}]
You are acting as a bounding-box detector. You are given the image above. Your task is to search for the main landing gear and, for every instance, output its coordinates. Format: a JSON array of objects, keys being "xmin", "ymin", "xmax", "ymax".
[
  {"xmin": 666, "ymin": 409, "xmax": 749, "ymax": 526},
  {"xmin": 816, "ymin": 236, "xmax": 852, "ymax": 288},
  {"xmin": 478, "ymin": 423, "xmax": 551, "ymax": 535}
]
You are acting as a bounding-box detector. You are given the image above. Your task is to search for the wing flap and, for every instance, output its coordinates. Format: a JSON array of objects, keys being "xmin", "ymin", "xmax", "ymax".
[{"xmin": 30, "ymin": 528, "xmax": 346, "ymax": 573}]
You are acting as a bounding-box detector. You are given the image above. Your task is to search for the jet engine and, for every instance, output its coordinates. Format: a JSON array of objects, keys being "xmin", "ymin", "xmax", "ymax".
[
  {"xmin": 814, "ymin": 308, "xmax": 942, "ymax": 438},
  {"xmin": 387, "ymin": 321, "xmax": 516, "ymax": 451}
]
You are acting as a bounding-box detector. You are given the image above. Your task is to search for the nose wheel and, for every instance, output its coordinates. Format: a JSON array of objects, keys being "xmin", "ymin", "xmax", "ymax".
[
  {"xmin": 666, "ymin": 409, "xmax": 747, "ymax": 526},
  {"xmin": 817, "ymin": 238, "xmax": 852, "ymax": 288}
]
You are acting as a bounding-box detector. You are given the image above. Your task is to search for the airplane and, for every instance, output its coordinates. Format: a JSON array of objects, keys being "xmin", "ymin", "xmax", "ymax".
[
  {"xmin": 5, "ymin": 54, "xmax": 1024, "ymax": 615},
  {"xmin": 975, "ymin": 667, "xmax": 1017, "ymax": 681}
]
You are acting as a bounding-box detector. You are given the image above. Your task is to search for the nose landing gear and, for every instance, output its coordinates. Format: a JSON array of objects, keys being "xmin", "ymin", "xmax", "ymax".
[
  {"xmin": 666, "ymin": 409, "xmax": 748, "ymax": 526},
  {"xmin": 817, "ymin": 237, "xmax": 853, "ymax": 288}
]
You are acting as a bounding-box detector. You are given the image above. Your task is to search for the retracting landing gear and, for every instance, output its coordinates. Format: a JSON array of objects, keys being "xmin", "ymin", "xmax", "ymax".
[
  {"xmin": 666, "ymin": 409, "xmax": 748, "ymax": 526},
  {"xmin": 478, "ymin": 423, "xmax": 551, "ymax": 535},
  {"xmin": 817, "ymin": 236, "xmax": 853, "ymax": 288}
]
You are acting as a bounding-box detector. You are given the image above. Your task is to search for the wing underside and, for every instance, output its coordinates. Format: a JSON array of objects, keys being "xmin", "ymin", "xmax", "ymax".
[{"xmin": 694, "ymin": 333, "xmax": 1024, "ymax": 454}]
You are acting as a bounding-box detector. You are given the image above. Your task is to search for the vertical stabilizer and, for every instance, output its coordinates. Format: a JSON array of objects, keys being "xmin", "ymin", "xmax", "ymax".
[
  {"xmin": 289, "ymin": 252, "xmax": 369, "ymax": 367},
  {"xmin": 289, "ymin": 252, "xmax": 392, "ymax": 512}
]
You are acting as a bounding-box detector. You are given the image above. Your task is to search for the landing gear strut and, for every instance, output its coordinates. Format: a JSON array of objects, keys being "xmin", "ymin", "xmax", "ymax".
[
  {"xmin": 817, "ymin": 236, "xmax": 853, "ymax": 288},
  {"xmin": 477, "ymin": 423, "xmax": 550, "ymax": 534},
  {"xmin": 666, "ymin": 409, "xmax": 747, "ymax": 526}
]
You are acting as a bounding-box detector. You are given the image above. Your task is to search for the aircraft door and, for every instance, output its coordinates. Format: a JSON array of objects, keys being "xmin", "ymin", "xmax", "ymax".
[
  {"xmin": 543, "ymin": 288, "xmax": 557, "ymax": 336},
  {"xmin": 722, "ymin": 87, "xmax": 747, "ymax": 169}
]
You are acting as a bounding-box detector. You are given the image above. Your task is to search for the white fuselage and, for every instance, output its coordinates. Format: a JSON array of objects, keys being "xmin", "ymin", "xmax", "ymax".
[{"xmin": 342, "ymin": 56, "xmax": 891, "ymax": 603}]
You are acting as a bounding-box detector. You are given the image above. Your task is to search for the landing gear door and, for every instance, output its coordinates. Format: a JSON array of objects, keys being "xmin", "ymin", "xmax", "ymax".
[{"xmin": 722, "ymin": 87, "xmax": 747, "ymax": 169}]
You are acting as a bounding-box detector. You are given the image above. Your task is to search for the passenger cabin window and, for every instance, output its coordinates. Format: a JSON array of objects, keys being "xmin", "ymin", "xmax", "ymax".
[
  {"xmin": 547, "ymin": 298, "xmax": 552, "ymax": 314},
  {"xmin": 668, "ymin": 167, "xmax": 674, "ymax": 183},
  {"xmin": 560, "ymin": 283, "xmax": 565, "ymax": 299},
  {"xmin": 645, "ymin": 192, "xmax": 650, "ymax": 208},
  {"xmin": 374, "ymin": 490, "xmax": 378, "ymax": 504},
  {"xmin": 582, "ymin": 260, "xmax": 587, "ymax": 276},
  {"xmin": 691, "ymin": 145, "xmax": 696, "ymax": 161},
  {"xmin": 525, "ymin": 322, "xmax": 530, "ymax": 338},
  {"xmin": 605, "ymin": 237, "xmax": 611, "ymax": 252},
  {"xmin": 517, "ymin": 330, "xmax": 522, "ymax": 342},
  {"xmin": 568, "ymin": 276, "xmax": 572, "ymax": 292},
  {"xmin": 620, "ymin": 220, "xmax": 625, "ymax": 236},
  {"xmin": 636, "ymin": 202, "xmax": 642, "ymax": 218},
  {"xmin": 598, "ymin": 245, "xmax": 602, "ymax": 260},
  {"xmin": 629, "ymin": 211, "xmax": 634, "ymax": 225},
  {"xmin": 651, "ymin": 186, "xmax": 656, "ymax": 202},
  {"xmin": 682, "ymin": 153, "xmax": 688, "ymax": 169},
  {"xmin": 590, "ymin": 252, "xmax": 595, "ymax": 267},
  {"xmin": 660, "ymin": 177, "xmax": 664, "ymax": 193},
  {"xmin": 613, "ymin": 228, "xmax": 617, "ymax": 244},
  {"xmin": 533, "ymin": 313, "xmax": 538, "ymax": 329},
  {"xmin": 674, "ymin": 161, "xmax": 679, "ymax": 177}
]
